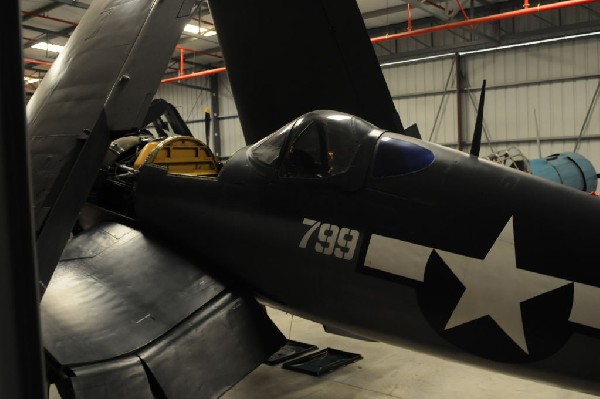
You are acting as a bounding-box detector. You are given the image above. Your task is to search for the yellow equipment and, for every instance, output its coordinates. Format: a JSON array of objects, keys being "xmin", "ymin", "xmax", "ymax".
[{"xmin": 133, "ymin": 136, "xmax": 218, "ymax": 176}]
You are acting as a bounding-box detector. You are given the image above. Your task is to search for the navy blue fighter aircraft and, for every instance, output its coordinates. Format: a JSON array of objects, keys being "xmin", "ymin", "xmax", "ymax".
[{"xmin": 26, "ymin": 0, "xmax": 600, "ymax": 397}]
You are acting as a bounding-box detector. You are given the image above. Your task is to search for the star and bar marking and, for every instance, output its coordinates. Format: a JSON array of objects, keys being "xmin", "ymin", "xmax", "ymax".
[
  {"xmin": 364, "ymin": 216, "xmax": 600, "ymax": 354},
  {"xmin": 436, "ymin": 218, "xmax": 569, "ymax": 353}
]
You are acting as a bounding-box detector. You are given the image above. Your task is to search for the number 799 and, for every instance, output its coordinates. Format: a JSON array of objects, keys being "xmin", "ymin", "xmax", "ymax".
[{"xmin": 299, "ymin": 218, "xmax": 360, "ymax": 261}]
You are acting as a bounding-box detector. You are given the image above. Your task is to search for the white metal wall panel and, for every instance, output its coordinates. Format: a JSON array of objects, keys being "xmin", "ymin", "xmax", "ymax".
[
  {"xmin": 465, "ymin": 39, "xmax": 600, "ymax": 86},
  {"xmin": 155, "ymin": 75, "xmax": 247, "ymax": 157},
  {"xmin": 576, "ymin": 140, "xmax": 600, "ymax": 169},
  {"xmin": 218, "ymin": 74, "xmax": 246, "ymax": 157},
  {"xmin": 154, "ymin": 78, "xmax": 212, "ymax": 144},
  {"xmin": 462, "ymin": 37, "xmax": 600, "ymax": 152},
  {"xmin": 157, "ymin": 36, "xmax": 600, "ymax": 166},
  {"xmin": 382, "ymin": 57, "xmax": 455, "ymax": 98},
  {"xmin": 394, "ymin": 93, "xmax": 457, "ymax": 144},
  {"xmin": 383, "ymin": 35, "xmax": 600, "ymax": 172},
  {"xmin": 383, "ymin": 57, "xmax": 457, "ymax": 144}
]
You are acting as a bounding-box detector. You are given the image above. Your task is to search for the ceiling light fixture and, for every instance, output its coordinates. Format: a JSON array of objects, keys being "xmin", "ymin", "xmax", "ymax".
[
  {"xmin": 184, "ymin": 24, "xmax": 200, "ymax": 34},
  {"xmin": 31, "ymin": 42, "xmax": 65, "ymax": 53}
]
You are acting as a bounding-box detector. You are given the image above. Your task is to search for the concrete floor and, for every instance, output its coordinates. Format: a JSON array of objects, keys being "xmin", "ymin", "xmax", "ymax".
[
  {"xmin": 223, "ymin": 308, "xmax": 597, "ymax": 399},
  {"xmin": 50, "ymin": 307, "xmax": 598, "ymax": 398}
]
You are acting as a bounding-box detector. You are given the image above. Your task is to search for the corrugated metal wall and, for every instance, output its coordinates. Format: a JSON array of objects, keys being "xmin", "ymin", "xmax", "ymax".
[
  {"xmin": 385, "ymin": 57, "xmax": 458, "ymax": 144},
  {"xmin": 218, "ymin": 74, "xmax": 245, "ymax": 157},
  {"xmin": 154, "ymin": 77, "xmax": 211, "ymax": 137},
  {"xmin": 154, "ymin": 74, "xmax": 246, "ymax": 157},
  {"xmin": 383, "ymin": 36, "xmax": 600, "ymax": 167},
  {"xmin": 156, "ymin": 35, "xmax": 600, "ymax": 168}
]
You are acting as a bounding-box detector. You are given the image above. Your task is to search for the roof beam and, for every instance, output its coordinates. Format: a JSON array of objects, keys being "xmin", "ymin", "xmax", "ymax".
[
  {"xmin": 22, "ymin": 24, "xmax": 75, "ymax": 48},
  {"xmin": 405, "ymin": 0, "xmax": 454, "ymax": 21},
  {"xmin": 22, "ymin": 3, "xmax": 62, "ymax": 21},
  {"xmin": 362, "ymin": 4, "xmax": 408, "ymax": 20},
  {"xmin": 48, "ymin": 0, "xmax": 89, "ymax": 9}
]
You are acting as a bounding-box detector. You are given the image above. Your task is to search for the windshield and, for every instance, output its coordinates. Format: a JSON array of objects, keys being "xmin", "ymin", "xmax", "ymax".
[
  {"xmin": 249, "ymin": 121, "xmax": 295, "ymax": 166},
  {"xmin": 249, "ymin": 111, "xmax": 375, "ymax": 179},
  {"xmin": 281, "ymin": 121, "xmax": 329, "ymax": 178}
]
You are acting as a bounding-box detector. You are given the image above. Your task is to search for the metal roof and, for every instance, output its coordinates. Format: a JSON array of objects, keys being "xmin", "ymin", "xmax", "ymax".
[{"xmin": 19, "ymin": 0, "xmax": 600, "ymax": 96}]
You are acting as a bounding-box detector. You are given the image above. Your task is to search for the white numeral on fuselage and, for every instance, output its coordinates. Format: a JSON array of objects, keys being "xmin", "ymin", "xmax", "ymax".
[{"xmin": 300, "ymin": 218, "xmax": 359, "ymax": 260}]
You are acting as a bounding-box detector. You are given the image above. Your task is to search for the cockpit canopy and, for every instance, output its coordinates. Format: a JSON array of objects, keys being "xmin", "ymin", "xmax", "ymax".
[{"xmin": 249, "ymin": 110, "xmax": 379, "ymax": 179}]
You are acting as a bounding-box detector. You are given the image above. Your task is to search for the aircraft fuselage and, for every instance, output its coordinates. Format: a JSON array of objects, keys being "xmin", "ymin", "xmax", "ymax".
[{"xmin": 135, "ymin": 111, "xmax": 600, "ymax": 393}]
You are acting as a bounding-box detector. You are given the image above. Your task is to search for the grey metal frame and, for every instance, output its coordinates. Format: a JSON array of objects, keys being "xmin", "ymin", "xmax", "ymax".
[{"xmin": 0, "ymin": 2, "xmax": 47, "ymax": 398}]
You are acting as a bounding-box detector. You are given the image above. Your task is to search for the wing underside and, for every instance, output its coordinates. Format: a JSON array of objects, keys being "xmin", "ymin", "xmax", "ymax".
[
  {"xmin": 42, "ymin": 222, "xmax": 285, "ymax": 398},
  {"xmin": 27, "ymin": 0, "xmax": 196, "ymax": 286}
]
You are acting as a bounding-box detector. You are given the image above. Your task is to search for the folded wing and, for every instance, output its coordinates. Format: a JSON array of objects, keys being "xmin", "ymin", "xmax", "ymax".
[
  {"xmin": 43, "ymin": 222, "xmax": 285, "ymax": 398},
  {"xmin": 27, "ymin": 0, "xmax": 196, "ymax": 286}
]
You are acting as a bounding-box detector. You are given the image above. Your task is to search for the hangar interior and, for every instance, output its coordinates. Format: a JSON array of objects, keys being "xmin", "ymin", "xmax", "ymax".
[
  {"xmin": 22, "ymin": 0, "xmax": 600, "ymax": 167},
  {"xmin": 13, "ymin": 0, "xmax": 600, "ymax": 398}
]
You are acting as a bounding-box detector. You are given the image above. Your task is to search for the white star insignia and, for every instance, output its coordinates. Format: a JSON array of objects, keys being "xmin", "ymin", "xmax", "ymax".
[{"xmin": 437, "ymin": 217, "xmax": 570, "ymax": 354}]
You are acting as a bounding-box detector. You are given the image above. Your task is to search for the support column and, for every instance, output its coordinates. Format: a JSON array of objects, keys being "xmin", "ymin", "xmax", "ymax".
[
  {"xmin": 210, "ymin": 74, "xmax": 222, "ymax": 158},
  {"xmin": 455, "ymin": 52, "xmax": 464, "ymax": 152},
  {"xmin": 574, "ymin": 78, "xmax": 600, "ymax": 153},
  {"xmin": 0, "ymin": 2, "xmax": 47, "ymax": 398}
]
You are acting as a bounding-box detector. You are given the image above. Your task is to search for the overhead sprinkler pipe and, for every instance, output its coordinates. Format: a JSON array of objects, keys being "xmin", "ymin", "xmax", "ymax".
[
  {"xmin": 161, "ymin": 67, "xmax": 226, "ymax": 84},
  {"xmin": 176, "ymin": 45, "xmax": 223, "ymax": 59},
  {"xmin": 192, "ymin": 17, "xmax": 214, "ymax": 26},
  {"xmin": 25, "ymin": 0, "xmax": 599, "ymax": 85},
  {"xmin": 371, "ymin": 0, "xmax": 600, "ymax": 43},
  {"xmin": 24, "ymin": 58, "xmax": 53, "ymax": 66},
  {"xmin": 21, "ymin": 11, "xmax": 78, "ymax": 26},
  {"xmin": 167, "ymin": 0, "xmax": 598, "ymax": 83}
]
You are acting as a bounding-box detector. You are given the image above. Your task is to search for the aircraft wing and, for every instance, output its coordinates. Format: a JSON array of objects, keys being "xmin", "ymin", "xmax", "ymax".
[
  {"xmin": 42, "ymin": 222, "xmax": 285, "ymax": 398},
  {"xmin": 209, "ymin": 0, "xmax": 409, "ymax": 144},
  {"xmin": 27, "ymin": 0, "xmax": 196, "ymax": 287}
]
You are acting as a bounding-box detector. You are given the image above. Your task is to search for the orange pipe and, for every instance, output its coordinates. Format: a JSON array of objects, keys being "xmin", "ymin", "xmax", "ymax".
[
  {"xmin": 161, "ymin": 67, "xmax": 227, "ymax": 83},
  {"xmin": 168, "ymin": 0, "xmax": 597, "ymax": 83},
  {"xmin": 180, "ymin": 47, "xmax": 185, "ymax": 76},
  {"xmin": 192, "ymin": 18, "xmax": 214, "ymax": 26},
  {"xmin": 371, "ymin": 0, "xmax": 600, "ymax": 43},
  {"xmin": 24, "ymin": 58, "xmax": 53, "ymax": 66},
  {"xmin": 26, "ymin": 0, "xmax": 600, "ymax": 85},
  {"xmin": 455, "ymin": 0, "xmax": 471, "ymax": 23},
  {"xmin": 176, "ymin": 45, "xmax": 223, "ymax": 59},
  {"xmin": 21, "ymin": 11, "xmax": 78, "ymax": 26}
]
